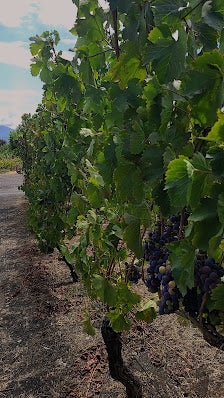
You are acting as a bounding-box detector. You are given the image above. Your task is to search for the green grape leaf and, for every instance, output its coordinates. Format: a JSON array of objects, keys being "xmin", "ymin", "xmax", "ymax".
[
  {"xmin": 30, "ymin": 42, "xmax": 43, "ymax": 55},
  {"xmin": 86, "ymin": 183, "xmax": 102, "ymax": 207},
  {"xmin": 30, "ymin": 62, "xmax": 42, "ymax": 76},
  {"xmin": 110, "ymin": 54, "xmax": 147, "ymax": 89},
  {"xmin": 210, "ymin": 284, "xmax": 224, "ymax": 311},
  {"xmin": 127, "ymin": 203, "xmax": 150, "ymax": 227},
  {"xmin": 202, "ymin": 0, "xmax": 224, "ymax": 32},
  {"xmin": 142, "ymin": 145, "xmax": 164, "ymax": 183},
  {"xmin": 82, "ymin": 310, "xmax": 95, "ymax": 336},
  {"xmin": 59, "ymin": 244, "xmax": 75, "ymax": 265},
  {"xmin": 123, "ymin": 219, "xmax": 143, "ymax": 259},
  {"xmin": 114, "ymin": 161, "xmax": 144, "ymax": 203},
  {"xmin": 88, "ymin": 42, "xmax": 105, "ymax": 71},
  {"xmin": 39, "ymin": 67, "xmax": 52, "ymax": 83},
  {"xmin": 159, "ymin": 92, "xmax": 173, "ymax": 138},
  {"xmin": 79, "ymin": 59, "xmax": 95, "ymax": 86},
  {"xmin": 191, "ymin": 217, "xmax": 222, "ymax": 250},
  {"xmin": 71, "ymin": 192, "xmax": 87, "ymax": 214},
  {"xmin": 122, "ymin": 4, "xmax": 143, "ymax": 42},
  {"xmin": 189, "ymin": 198, "xmax": 217, "ymax": 222},
  {"xmin": 199, "ymin": 23, "xmax": 218, "ymax": 50},
  {"xmin": 135, "ymin": 300, "xmax": 157, "ymax": 323},
  {"xmin": 191, "ymin": 152, "xmax": 210, "ymax": 171},
  {"xmin": 220, "ymin": 28, "xmax": 224, "ymax": 53},
  {"xmin": 187, "ymin": 153, "xmax": 210, "ymax": 208},
  {"xmin": 92, "ymin": 275, "xmax": 117, "ymax": 306},
  {"xmin": 180, "ymin": 51, "xmax": 224, "ymax": 125},
  {"xmin": 107, "ymin": 309, "xmax": 132, "ymax": 332},
  {"xmin": 109, "ymin": 0, "xmax": 131, "ymax": 12},
  {"xmin": 208, "ymin": 226, "xmax": 224, "ymax": 258},
  {"xmin": 163, "ymin": 146, "xmax": 176, "ymax": 169},
  {"xmin": 57, "ymin": 96, "xmax": 67, "ymax": 113},
  {"xmin": 153, "ymin": 0, "xmax": 190, "ymax": 24},
  {"xmin": 204, "ymin": 113, "xmax": 224, "ymax": 143},
  {"xmin": 130, "ymin": 122, "xmax": 145, "ymax": 154},
  {"xmin": 117, "ymin": 282, "xmax": 141, "ymax": 308},
  {"xmin": 168, "ymin": 240, "xmax": 195, "ymax": 296},
  {"xmin": 217, "ymin": 193, "xmax": 224, "ymax": 224},
  {"xmin": 143, "ymin": 76, "xmax": 161, "ymax": 102},
  {"xmin": 208, "ymin": 145, "xmax": 224, "ymax": 178},
  {"xmin": 165, "ymin": 156, "xmax": 194, "ymax": 210},
  {"xmin": 29, "ymin": 34, "xmax": 43, "ymax": 43},
  {"xmin": 187, "ymin": 171, "xmax": 207, "ymax": 209},
  {"xmin": 152, "ymin": 180, "xmax": 171, "ymax": 217},
  {"xmin": 67, "ymin": 206, "xmax": 78, "ymax": 226},
  {"xmin": 114, "ymin": 161, "xmax": 134, "ymax": 201},
  {"xmin": 145, "ymin": 24, "xmax": 187, "ymax": 83}
]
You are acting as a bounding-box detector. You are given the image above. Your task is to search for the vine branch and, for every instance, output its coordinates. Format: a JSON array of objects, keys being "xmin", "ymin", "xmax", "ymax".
[
  {"xmin": 111, "ymin": 9, "xmax": 120, "ymax": 60},
  {"xmin": 182, "ymin": 0, "xmax": 205, "ymax": 20}
]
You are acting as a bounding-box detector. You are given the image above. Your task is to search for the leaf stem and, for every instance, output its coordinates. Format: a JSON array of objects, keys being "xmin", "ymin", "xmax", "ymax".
[
  {"xmin": 163, "ymin": 87, "xmax": 187, "ymax": 100},
  {"xmin": 194, "ymin": 168, "xmax": 212, "ymax": 174},
  {"xmin": 87, "ymin": 48, "xmax": 113, "ymax": 59},
  {"xmin": 111, "ymin": 9, "xmax": 120, "ymax": 60},
  {"xmin": 182, "ymin": 0, "xmax": 205, "ymax": 20}
]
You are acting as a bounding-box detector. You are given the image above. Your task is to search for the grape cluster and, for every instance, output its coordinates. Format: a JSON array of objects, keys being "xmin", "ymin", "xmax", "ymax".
[
  {"xmin": 194, "ymin": 252, "xmax": 224, "ymax": 293},
  {"xmin": 144, "ymin": 212, "xmax": 223, "ymax": 320},
  {"xmin": 144, "ymin": 215, "xmax": 184, "ymax": 314},
  {"xmin": 126, "ymin": 262, "xmax": 141, "ymax": 283},
  {"xmin": 182, "ymin": 252, "xmax": 224, "ymax": 317}
]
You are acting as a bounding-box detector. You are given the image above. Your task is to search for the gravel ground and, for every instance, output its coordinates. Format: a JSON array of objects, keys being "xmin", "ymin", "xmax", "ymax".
[{"xmin": 0, "ymin": 172, "xmax": 224, "ymax": 398}]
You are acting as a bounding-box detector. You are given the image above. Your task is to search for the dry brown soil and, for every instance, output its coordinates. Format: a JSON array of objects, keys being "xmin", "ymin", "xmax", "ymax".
[{"xmin": 0, "ymin": 172, "xmax": 224, "ymax": 398}]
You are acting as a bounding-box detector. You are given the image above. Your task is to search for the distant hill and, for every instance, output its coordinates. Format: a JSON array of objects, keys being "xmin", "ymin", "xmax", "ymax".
[{"xmin": 0, "ymin": 126, "xmax": 14, "ymax": 142}]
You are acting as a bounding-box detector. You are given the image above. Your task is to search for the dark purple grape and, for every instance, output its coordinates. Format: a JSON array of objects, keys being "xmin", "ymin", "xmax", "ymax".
[
  {"xmin": 209, "ymin": 272, "xmax": 219, "ymax": 281},
  {"xmin": 201, "ymin": 266, "xmax": 211, "ymax": 274},
  {"xmin": 205, "ymin": 258, "xmax": 215, "ymax": 266}
]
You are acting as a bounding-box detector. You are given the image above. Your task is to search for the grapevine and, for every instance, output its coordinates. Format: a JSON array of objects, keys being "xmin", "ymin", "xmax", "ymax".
[{"xmin": 13, "ymin": 0, "xmax": 224, "ymax": 395}]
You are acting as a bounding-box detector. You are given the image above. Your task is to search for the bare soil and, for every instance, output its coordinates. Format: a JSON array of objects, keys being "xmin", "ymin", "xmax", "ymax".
[{"xmin": 0, "ymin": 172, "xmax": 224, "ymax": 398}]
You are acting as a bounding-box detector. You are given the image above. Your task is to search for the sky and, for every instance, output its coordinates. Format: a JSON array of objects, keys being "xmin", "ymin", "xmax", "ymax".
[{"xmin": 0, "ymin": 0, "xmax": 78, "ymax": 129}]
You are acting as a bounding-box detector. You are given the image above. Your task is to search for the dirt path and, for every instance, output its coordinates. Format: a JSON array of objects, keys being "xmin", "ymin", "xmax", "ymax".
[
  {"xmin": 0, "ymin": 173, "xmax": 224, "ymax": 398},
  {"xmin": 0, "ymin": 173, "xmax": 75, "ymax": 397},
  {"xmin": 0, "ymin": 173, "xmax": 120, "ymax": 398}
]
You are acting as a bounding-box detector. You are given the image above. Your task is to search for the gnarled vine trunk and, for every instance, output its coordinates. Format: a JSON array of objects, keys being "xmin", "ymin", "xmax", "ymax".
[{"xmin": 101, "ymin": 317, "xmax": 142, "ymax": 398}]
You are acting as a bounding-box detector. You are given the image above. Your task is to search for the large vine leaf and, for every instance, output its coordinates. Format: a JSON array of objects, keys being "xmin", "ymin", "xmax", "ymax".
[
  {"xmin": 202, "ymin": 0, "xmax": 224, "ymax": 32},
  {"xmin": 165, "ymin": 156, "xmax": 194, "ymax": 210},
  {"xmin": 153, "ymin": 0, "xmax": 190, "ymax": 24},
  {"xmin": 123, "ymin": 218, "xmax": 143, "ymax": 259},
  {"xmin": 110, "ymin": 54, "xmax": 147, "ymax": 89},
  {"xmin": 114, "ymin": 160, "xmax": 144, "ymax": 203},
  {"xmin": 208, "ymin": 146, "xmax": 224, "ymax": 178},
  {"xmin": 204, "ymin": 113, "xmax": 224, "ymax": 143},
  {"xmin": 189, "ymin": 198, "xmax": 222, "ymax": 250},
  {"xmin": 168, "ymin": 240, "xmax": 195, "ymax": 296},
  {"xmin": 145, "ymin": 24, "xmax": 187, "ymax": 83},
  {"xmin": 210, "ymin": 284, "xmax": 224, "ymax": 311},
  {"xmin": 92, "ymin": 275, "xmax": 117, "ymax": 306},
  {"xmin": 180, "ymin": 51, "xmax": 224, "ymax": 125},
  {"xmin": 107, "ymin": 309, "xmax": 132, "ymax": 332}
]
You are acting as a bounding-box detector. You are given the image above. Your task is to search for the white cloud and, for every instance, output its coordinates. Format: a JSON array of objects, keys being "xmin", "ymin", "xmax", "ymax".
[
  {"xmin": 61, "ymin": 50, "xmax": 74, "ymax": 61},
  {"xmin": 0, "ymin": 0, "xmax": 77, "ymax": 29},
  {"xmin": 36, "ymin": 0, "xmax": 77, "ymax": 29},
  {"xmin": 0, "ymin": 0, "xmax": 111, "ymax": 30},
  {"xmin": 0, "ymin": 42, "xmax": 31, "ymax": 69},
  {"xmin": 0, "ymin": 89, "xmax": 42, "ymax": 128},
  {"xmin": 0, "ymin": 1, "xmax": 38, "ymax": 27},
  {"xmin": 62, "ymin": 39, "xmax": 76, "ymax": 45}
]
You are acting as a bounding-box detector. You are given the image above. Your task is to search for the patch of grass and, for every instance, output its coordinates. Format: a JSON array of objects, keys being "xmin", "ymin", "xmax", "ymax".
[
  {"xmin": 0, "ymin": 143, "xmax": 22, "ymax": 172},
  {"xmin": 0, "ymin": 156, "xmax": 22, "ymax": 172}
]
